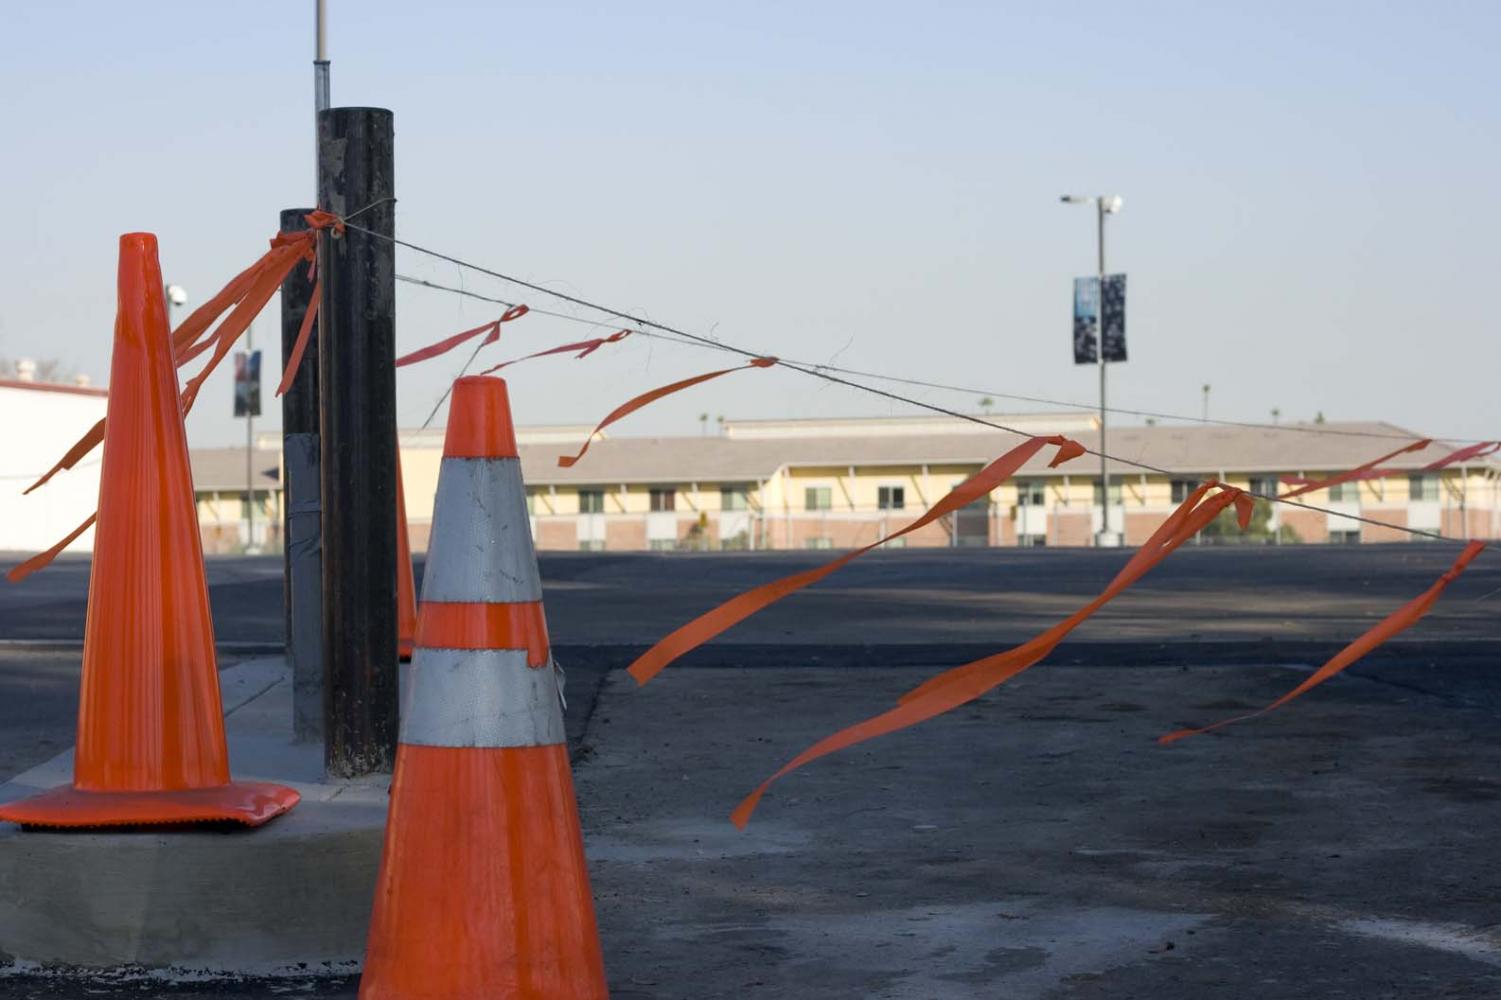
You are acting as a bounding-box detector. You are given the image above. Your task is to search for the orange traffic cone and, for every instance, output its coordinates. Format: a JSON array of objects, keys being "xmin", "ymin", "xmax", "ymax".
[
  {"xmin": 0, "ymin": 234, "xmax": 300, "ymax": 828},
  {"xmin": 359, "ymin": 376, "xmax": 606, "ymax": 999},
  {"xmin": 395, "ymin": 451, "xmax": 417, "ymax": 663}
]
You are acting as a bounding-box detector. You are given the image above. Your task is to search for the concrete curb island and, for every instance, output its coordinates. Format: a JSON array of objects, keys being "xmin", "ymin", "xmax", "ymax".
[{"xmin": 0, "ymin": 658, "xmax": 387, "ymax": 978}]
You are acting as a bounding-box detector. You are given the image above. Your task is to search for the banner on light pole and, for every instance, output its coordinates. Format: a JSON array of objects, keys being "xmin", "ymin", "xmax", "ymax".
[
  {"xmin": 233, "ymin": 350, "xmax": 262, "ymax": 417},
  {"xmin": 1073, "ymin": 274, "xmax": 1126, "ymax": 364}
]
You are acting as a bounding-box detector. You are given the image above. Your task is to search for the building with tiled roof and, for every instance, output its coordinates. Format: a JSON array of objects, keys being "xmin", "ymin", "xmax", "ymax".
[{"xmin": 196, "ymin": 411, "xmax": 1498, "ymax": 555}]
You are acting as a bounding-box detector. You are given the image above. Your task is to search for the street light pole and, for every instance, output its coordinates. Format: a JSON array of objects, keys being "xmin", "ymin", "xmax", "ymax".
[
  {"xmin": 1095, "ymin": 199, "xmax": 1110, "ymax": 546},
  {"xmin": 1061, "ymin": 193, "xmax": 1122, "ymax": 546},
  {"xmin": 245, "ymin": 322, "xmax": 255, "ymax": 553}
]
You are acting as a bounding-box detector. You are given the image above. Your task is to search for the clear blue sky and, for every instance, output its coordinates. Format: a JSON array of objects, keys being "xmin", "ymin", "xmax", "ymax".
[{"xmin": 1, "ymin": 1, "xmax": 1497, "ymax": 446}]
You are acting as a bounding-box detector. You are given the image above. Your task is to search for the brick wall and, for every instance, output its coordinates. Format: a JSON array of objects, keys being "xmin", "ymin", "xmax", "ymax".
[
  {"xmin": 1280, "ymin": 509, "xmax": 1327, "ymax": 543},
  {"xmin": 605, "ymin": 519, "xmax": 647, "ymax": 551},
  {"xmin": 1361, "ymin": 508, "xmax": 1408, "ymax": 544},
  {"xmin": 1050, "ymin": 510, "xmax": 1092, "ymax": 547},
  {"xmin": 1442, "ymin": 508, "xmax": 1495, "ymax": 540},
  {"xmin": 535, "ymin": 520, "xmax": 577, "ymax": 551},
  {"xmin": 1124, "ymin": 511, "xmax": 1169, "ymax": 546},
  {"xmin": 991, "ymin": 514, "xmax": 1017, "ymax": 547}
]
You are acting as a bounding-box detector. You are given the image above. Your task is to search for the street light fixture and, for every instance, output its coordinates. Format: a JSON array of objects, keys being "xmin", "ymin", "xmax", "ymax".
[
  {"xmin": 165, "ymin": 284, "xmax": 188, "ymax": 328},
  {"xmin": 1060, "ymin": 194, "xmax": 1124, "ymax": 547}
]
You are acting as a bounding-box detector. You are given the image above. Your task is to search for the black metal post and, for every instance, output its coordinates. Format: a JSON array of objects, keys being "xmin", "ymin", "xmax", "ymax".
[
  {"xmin": 317, "ymin": 107, "xmax": 398, "ymax": 777},
  {"xmin": 280, "ymin": 207, "xmax": 324, "ymax": 744}
]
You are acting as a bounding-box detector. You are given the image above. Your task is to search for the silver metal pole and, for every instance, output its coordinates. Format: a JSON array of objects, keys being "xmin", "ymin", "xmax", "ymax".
[
  {"xmin": 246, "ymin": 323, "xmax": 255, "ymax": 553},
  {"xmin": 314, "ymin": 0, "xmax": 331, "ymax": 128},
  {"xmin": 1097, "ymin": 200, "xmax": 1110, "ymax": 545}
]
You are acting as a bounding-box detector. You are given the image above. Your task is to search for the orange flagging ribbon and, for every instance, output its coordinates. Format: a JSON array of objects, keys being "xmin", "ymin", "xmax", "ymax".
[
  {"xmin": 1423, "ymin": 441, "xmax": 1500, "ymax": 471},
  {"xmin": 1158, "ymin": 539, "xmax": 1486, "ymax": 745},
  {"xmin": 392, "ymin": 305, "xmax": 529, "ymax": 369},
  {"xmin": 12, "ymin": 213, "xmax": 340, "ymax": 581},
  {"xmin": 275, "ymin": 279, "xmax": 320, "ymax": 397},
  {"xmin": 627, "ymin": 434, "xmax": 1087, "ymax": 686},
  {"xmin": 1277, "ymin": 439, "xmax": 1431, "ymax": 498},
  {"xmin": 5, "ymin": 514, "xmax": 97, "ymax": 583},
  {"xmin": 479, "ymin": 329, "xmax": 631, "ymax": 375},
  {"xmin": 558, "ymin": 357, "xmax": 779, "ymax": 469},
  {"xmin": 729, "ymin": 481, "xmax": 1250, "ymax": 828}
]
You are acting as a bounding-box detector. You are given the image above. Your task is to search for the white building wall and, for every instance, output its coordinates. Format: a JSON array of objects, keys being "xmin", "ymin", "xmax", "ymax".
[{"xmin": 0, "ymin": 382, "xmax": 107, "ymax": 553}]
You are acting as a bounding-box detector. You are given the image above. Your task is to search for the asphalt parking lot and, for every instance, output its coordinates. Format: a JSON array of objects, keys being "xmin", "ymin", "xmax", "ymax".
[{"xmin": 1, "ymin": 544, "xmax": 1497, "ymax": 997}]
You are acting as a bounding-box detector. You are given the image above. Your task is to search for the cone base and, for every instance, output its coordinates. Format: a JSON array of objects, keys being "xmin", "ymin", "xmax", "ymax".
[
  {"xmin": 360, "ymin": 743, "xmax": 607, "ymax": 1000},
  {"xmin": 0, "ymin": 781, "xmax": 301, "ymax": 829}
]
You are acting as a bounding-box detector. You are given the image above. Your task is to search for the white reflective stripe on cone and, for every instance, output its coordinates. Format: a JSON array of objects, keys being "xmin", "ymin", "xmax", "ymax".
[
  {"xmin": 421, "ymin": 457, "xmax": 543, "ymax": 604},
  {"xmin": 400, "ymin": 648, "xmax": 566, "ymax": 749}
]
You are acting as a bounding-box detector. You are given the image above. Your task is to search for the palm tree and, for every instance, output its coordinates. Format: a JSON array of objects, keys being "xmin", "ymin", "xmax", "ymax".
[{"xmin": 978, "ymin": 397, "xmax": 994, "ymax": 414}]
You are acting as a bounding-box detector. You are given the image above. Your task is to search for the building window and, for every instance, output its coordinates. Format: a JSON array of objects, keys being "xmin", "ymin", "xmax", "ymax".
[
  {"xmin": 721, "ymin": 485, "xmax": 750, "ymax": 510},
  {"xmin": 1328, "ymin": 482, "xmax": 1359, "ymax": 503},
  {"xmin": 1170, "ymin": 479, "xmax": 1197, "ymax": 504},
  {"xmin": 878, "ymin": 485, "xmax": 905, "ymax": 510},
  {"xmin": 1019, "ymin": 534, "xmax": 1047, "ymax": 548},
  {"xmin": 578, "ymin": 539, "xmax": 605, "ymax": 552},
  {"xmin": 1249, "ymin": 476, "xmax": 1280, "ymax": 498},
  {"xmin": 1093, "ymin": 480, "xmax": 1123, "ymax": 506},
  {"xmin": 882, "ymin": 536, "xmax": 907, "ymax": 549},
  {"xmin": 649, "ymin": 488, "xmax": 676, "ymax": 512},
  {"xmin": 805, "ymin": 537, "xmax": 833, "ymax": 550},
  {"xmin": 804, "ymin": 486, "xmax": 832, "ymax": 511},
  {"xmin": 1409, "ymin": 474, "xmax": 1439, "ymax": 502},
  {"xmin": 526, "ymin": 491, "xmax": 537, "ymax": 514},
  {"xmin": 1330, "ymin": 529, "xmax": 1361, "ymax": 545},
  {"xmin": 649, "ymin": 538, "xmax": 677, "ymax": 552},
  {"xmin": 1016, "ymin": 480, "xmax": 1046, "ymax": 507},
  {"xmin": 578, "ymin": 489, "xmax": 605, "ymax": 514}
]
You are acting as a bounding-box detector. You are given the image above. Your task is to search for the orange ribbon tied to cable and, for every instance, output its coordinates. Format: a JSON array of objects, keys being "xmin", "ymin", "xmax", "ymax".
[
  {"xmin": 1277, "ymin": 439, "xmax": 1431, "ymax": 498},
  {"xmin": 392, "ymin": 305, "xmax": 529, "ymax": 370},
  {"xmin": 559, "ymin": 356, "xmax": 779, "ymax": 469},
  {"xmin": 1422, "ymin": 441, "xmax": 1500, "ymax": 470},
  {"xmin": 479, "ymin": 329, "xmax": 632, "ymax": 374},
  {"xmin": 729, "ymin": 480, "xmax": 1250, "ymax": 828},
  {"xmin": 1159, "ymin": 539, "xmax": 1486, "ymax": 745},
  {"xmin": 628, "ymin": 434, "xmax": 1086, "ymax": 687}
]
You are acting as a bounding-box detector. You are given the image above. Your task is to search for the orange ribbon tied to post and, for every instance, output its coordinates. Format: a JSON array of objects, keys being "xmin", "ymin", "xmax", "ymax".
[
  {"xmin": 12, "ymin": 213, "xmax": 343, "ymax": 582},
  {"xmin": 558, "ymin": 356, "xmax": 779, "ymax": 469}
]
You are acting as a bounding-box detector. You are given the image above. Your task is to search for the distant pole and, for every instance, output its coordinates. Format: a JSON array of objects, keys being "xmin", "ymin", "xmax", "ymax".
[
  {"xmin": 1202, "ymin": 384, "xmax": 1211, "ymax": 422},
  {"xmin": 245, "ymin": 323, "xmax": 255, "ymax": 553},
  {"xmin": 313, "ymin": 1, "xmax": 330, "ymax": 118},
  {"xmin": 318, "ymin": 107, "xmax": 398, "ymax": 777},
  {"xmin": 280, "ymin": 207, "xmax": 323, "ymax": 743},
  {"xmin": 1096, "ymin": 201, "xmax": 1110, "ymax": 545}
]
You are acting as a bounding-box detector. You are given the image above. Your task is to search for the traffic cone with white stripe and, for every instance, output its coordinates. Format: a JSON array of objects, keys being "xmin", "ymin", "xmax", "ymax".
[{"xmin": 359, "ymin": 376, "xmax": 607, "ymax": 1000}]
